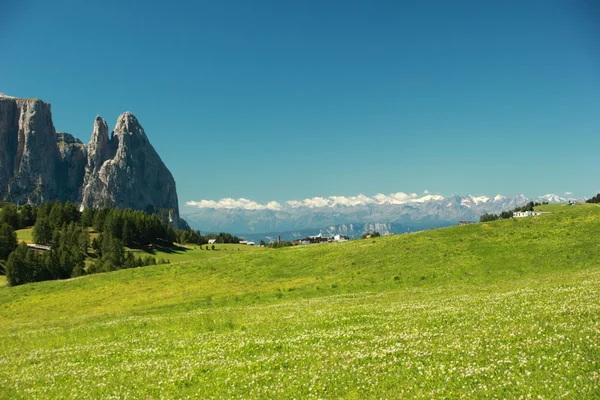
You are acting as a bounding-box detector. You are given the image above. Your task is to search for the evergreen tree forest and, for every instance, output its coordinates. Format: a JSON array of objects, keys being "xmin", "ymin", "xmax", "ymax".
[
  {"xmin": 585, "ymin": 193, "xmax": 600, "ymax": 204},
  {"xmin": 0, "ymin": 201, "xmax": 224, "ymax": 286}
]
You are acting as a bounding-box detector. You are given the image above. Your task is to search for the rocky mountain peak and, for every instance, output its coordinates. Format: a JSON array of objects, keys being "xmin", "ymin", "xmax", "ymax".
[
  {"xmin": 0, "ymin": 93, "xmax": 185, "ymax": 227},
  {"xmin": 56, "ymin": 132, "xmax": 83, "ymax": 145},
  {"xmin": 81, "ymin": 112, "xmax": 182, "ymax": 226},
  {"xmin": 87, "ymin": 116, "xmax": 111, "ymax": 166},
  {"xmin": 114, "ymin": 112, "xmax": 147, "ymax": 140},
  {"xmin": 92, "ymin": 115, "xmax": 109, "ymax": 142}
]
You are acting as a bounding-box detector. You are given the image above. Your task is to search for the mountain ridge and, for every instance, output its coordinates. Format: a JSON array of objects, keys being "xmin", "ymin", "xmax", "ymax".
[
  {"xmin": 0, "ymin": 93, "xmax": 185, "ymax": 227},
  {"xmin": 183, "ymin": 193, "xmax": 578, "ymax": 237}
]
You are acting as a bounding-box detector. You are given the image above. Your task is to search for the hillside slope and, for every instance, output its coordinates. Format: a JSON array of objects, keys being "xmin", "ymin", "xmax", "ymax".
[
  {"xmin": 2, "ymin": 203, "xmax": 598, "ymax": 322},
  {"xmin": 0, "ymin": 204, "xmax": 598, "ymax": 398}
]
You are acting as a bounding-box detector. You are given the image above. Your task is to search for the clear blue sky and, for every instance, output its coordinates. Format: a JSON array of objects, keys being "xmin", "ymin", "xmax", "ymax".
[{"xmin": 2, "ymin": 0, "xmax": 599, "ymax": 206}]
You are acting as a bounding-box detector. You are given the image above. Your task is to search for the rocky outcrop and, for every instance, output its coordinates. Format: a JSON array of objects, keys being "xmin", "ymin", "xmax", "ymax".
[
  {"xmin": 85, "ymin": 116, "xmax": 113, "ymax": 177},
  {"xmin": 80, "ymin": 112, "xmax": 181, "ymax": 224},
  {"xmin": 0, "ymin": 94, "xmax": 61, "ymax": 203},
  {"xmin": 80, "ymin": 116, "xmax": 112, "ymax": 208},
  {"xmin": 0, "ymin": 93, "xmax": 184, "ymax": 227},
  {"xmin": 0, "ymin": 95, "xmax": 18, "ymax": 200},
  {"xmin": 56, "ymin": 132, "xmax": 87, "ymax": 202}
]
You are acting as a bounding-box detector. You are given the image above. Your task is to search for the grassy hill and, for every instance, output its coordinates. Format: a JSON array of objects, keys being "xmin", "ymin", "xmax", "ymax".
[{"xmin": 0, "ymin": 204, "xmax": 599, "ymax": 398}]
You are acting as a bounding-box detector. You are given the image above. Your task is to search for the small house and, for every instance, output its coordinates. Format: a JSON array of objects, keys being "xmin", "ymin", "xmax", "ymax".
[
  {"xmin": 513, "ymin": 211, "xmax": 548, "ymax": 218},
  {"xmin": 333, "ymin": 234, "xmax": 349, "ymax": 242}
]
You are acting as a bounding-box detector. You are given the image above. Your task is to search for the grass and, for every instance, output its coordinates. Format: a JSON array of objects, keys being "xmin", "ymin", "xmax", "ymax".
[
  {"xmin": 0, "ymin": 204, "xmax": 599, "ymax": 398},
  {"xmin": 132, "ymin": 242, "xmax": 263, "ymax": 263},
  {"xmin": 15, "ymin": 227, "xmax": 33, "ymax": 244},
  {"xmin": 15, "ymin": 227, "xmax": 99, "ymax": 245}
]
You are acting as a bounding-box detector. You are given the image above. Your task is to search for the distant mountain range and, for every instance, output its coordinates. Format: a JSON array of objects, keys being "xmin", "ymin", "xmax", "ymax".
[{"xmin": 182, "ymin": 193, "xmax": 578, "ymax": 241}]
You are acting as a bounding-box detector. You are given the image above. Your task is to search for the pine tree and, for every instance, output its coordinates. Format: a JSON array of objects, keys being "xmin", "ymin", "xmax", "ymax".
[
  {"xmin": 93, "ymin": 208, "xmax": 110, "ymax": 232},
  {"xmin": 0, "ymin": 223, "xmax": 17, "ymax": 260},
  {"xmin": 48, "ymin": 201, "xmax": 65, "ymax": 228},
  {"xmin": 18, "ymin": 204, "xmax": 36, "ymax": 228},
  {"xmin": 33, "ymin": 215, "xmax": 53, "ymax": 245},
  {"xmin": 5, "ymin": 243, "xmax": 32, "ymax": 286},
  {"xmin": 0, "ymin": 204, "xmax": 19, "ymax": 230},
  {"xmin": 63, "ymin": 201, "xmax": 80, "ymax": 224},
  {"xmin": 77, "ymin": 226, "xmax": 89, "ymax": 256},
  {"xmin": 122, "ymin": 219, "xmax": 134, "ymax": 247},
  {"xmin": 80, "ymin": 207, "xmax": 95, "ymax": 227}
]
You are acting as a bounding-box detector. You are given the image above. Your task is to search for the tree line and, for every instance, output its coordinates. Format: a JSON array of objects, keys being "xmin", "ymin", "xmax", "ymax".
[
  {"xmin": 586, "ymin": 194, "xmax": 600, "ymax": 204},
  {"xmin": 0, "ymin": 201, "xmax": 238, "ymax": 286},
  {"xmin": 362, "ymin": 231, "xmax": 381, "ymax": 239}
]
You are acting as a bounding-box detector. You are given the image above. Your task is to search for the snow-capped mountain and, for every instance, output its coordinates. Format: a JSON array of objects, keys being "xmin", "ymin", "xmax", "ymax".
[
  {"xmin": 182, "ymin": 193, "xmax": 574, "ymax": 237},
  {"xmin": 239, "ymin": 223, "xmax": 411, "ymax": 243}
]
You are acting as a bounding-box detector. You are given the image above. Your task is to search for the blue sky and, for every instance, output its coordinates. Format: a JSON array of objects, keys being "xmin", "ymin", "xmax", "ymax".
[{"xmin": 2, "ymin": 0, "xmax": 599, "ymax": 208}]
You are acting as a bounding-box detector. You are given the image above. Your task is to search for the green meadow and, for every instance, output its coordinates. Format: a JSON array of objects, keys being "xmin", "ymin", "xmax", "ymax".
[
  {"xmin": 14, "ymin": 228, "xmax": 33, "ymax": 244},
  {"xmin": 1, "ymin": 204, "xmax": 599, "ymax": 398}
]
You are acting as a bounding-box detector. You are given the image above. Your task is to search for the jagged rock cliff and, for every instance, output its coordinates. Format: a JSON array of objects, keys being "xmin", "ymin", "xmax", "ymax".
[
  {"xmin": 56, "ymin": 132, "xmax": 87, "ymax": 202},
  {"xmin": 0, "ymin": 93, "xmax": 183, "ymax": 227},
  {"xmin": 80, "ymin": 112, "xmax": 181, "ymax": 224},
  {"xmin": 0, "ymin": 93, "xmax": 62, "ymax": 203}
]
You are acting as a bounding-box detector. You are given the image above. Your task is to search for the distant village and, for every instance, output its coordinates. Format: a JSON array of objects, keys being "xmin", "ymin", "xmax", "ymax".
[
  {"xmin": 293, "ymin": 233, "xmax": 350, "ymax": 245},
  {"xmin": 233, "ymin": 233, "xmax": 351, "ymax": 247},
  {"xmin": 234, "ymin": 200, "xmax": 578, "ymax": 248}
]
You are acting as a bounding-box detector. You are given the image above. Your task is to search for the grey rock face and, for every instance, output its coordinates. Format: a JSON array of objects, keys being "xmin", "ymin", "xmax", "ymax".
[
  {"xmin": 0, "ymin": 98, "xmax": 19, "ymax": 199},
  {"xmin": 80, "ymin": 112, "xmax": 182, "ymax": 225},
  {"xmin": 0, "ymin": 94, "xmax": 183, "ymax": 227},
  {"xmin": 80, "ymin": 116, "xmax": 112, "ymax": 208},
  {"xmin": 0, "ymin": 97, "xmax": 61, "ymax": 203},
  {"xmin": 85, "ymin": 116, "xmax": 112, "ymax": 177},
  {"xmin": 56, "ymin": 132, "xmax": 87, "ymax": 202}
]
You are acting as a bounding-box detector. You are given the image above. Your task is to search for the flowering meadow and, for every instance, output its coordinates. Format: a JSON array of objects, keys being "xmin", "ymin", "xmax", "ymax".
[{"xmin": 0, "ymin": 204, "xmax": 599, "ymax": 398}]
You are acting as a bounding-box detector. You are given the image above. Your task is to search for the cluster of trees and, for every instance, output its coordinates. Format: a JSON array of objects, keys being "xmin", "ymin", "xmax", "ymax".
[
  {"xmin": 480, "ymin": 213, "xmax": 503, "ymax": 222},
  {"xmin": 266, "ymin": 240, "xmax": 294, "ymax": 248},
  {"xmin": 0, "ymin": 200, "xmax": 247, "ymax": 287},
  {"xmin": 0, "ymin": 223, "xmax": 18, "ymax": 275},
  {"xmin": 586, "ymin": 194, "xmax": 600, "ymax": 204},
  {"xmin": 0, "ymin": 202, "xmax": 40, "ymax": 230},
  {"xmin": 205, "ymin": 232, "xmax": 241, "ymax": 244},
  {"xmin": 178, "ymin": 229, "xmax": 205, "ymax": 245},
  {"xmin": 514, "ymin": 201, "xmax": 547, "ymax": 212},
  {"xmin": 88, "ymin": 232, "xmax": 167, "ymax": 275},
  {"xmin": 0, "ymin": 201, "xmax": 179, "ymax": 286},
  {"xmin": 1, "ymin": 222, "xmax": 88, "ymax": 286},
  {"xmin": 80, "ymin": 207, "xmax": 173, "ymax": 247},
  {"xmin": 479, "ymin": 201, "xmax": 547, "ymax": 222},
  {"xmin": 362, "ymin": 231, "xmax": 381, "ymax": 239},
  {"xmin": 176, "ymin": 229, "xmax": 241, "ymax": 246}
]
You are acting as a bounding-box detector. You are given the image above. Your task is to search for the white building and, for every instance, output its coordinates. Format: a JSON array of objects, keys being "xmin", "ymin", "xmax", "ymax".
[
  {"xmin": 513, "ymin": 211, "xmax": 542, "ymax": 218},
  {"xmin": 333, "ymin": 234, "xmax": 348, "ymax": 242},
  {"xmin": 208, "ymin": 239, "xmax": 217, "ymax": 244}
]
